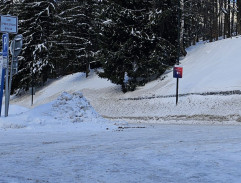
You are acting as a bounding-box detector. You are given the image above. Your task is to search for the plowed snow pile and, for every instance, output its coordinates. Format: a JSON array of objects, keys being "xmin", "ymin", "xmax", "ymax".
[
  {"xmin": 0, "ymin": 92, "xmax": 117, "ymax": 131},
  {"xmin": 52, "ymin": 92, "xmax": 102, "ymax": 123}
]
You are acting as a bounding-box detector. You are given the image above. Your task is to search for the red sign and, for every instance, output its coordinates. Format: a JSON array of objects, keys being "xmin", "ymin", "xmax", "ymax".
[{"xmin": 173, "ymin": 66, "xmax": 183, "ymax": 78}]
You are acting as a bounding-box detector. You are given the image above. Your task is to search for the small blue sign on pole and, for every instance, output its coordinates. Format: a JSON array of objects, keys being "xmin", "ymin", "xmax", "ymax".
[
  {"xmin": 173, "ymin": 66, "xmax": 183, "ymax": 105},
  {"xmin": 2, "ymin": 33, "xmax": 8, "ymax": 56}
]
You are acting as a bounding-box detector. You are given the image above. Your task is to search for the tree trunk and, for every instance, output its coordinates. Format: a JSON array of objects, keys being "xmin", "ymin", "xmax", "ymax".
[
  {"xmin": 224, "ymin": 0, "xmax": 227, "ymax": 39},
  {"xmin": 219, "ymin": 0, "xmax": 223, "ymax": 37},
  {"xmin": 215, "ymin": 0, "xmax": 219, "ymax": 41},
  {"xmin": 237, "ymin": 0, "xmax": 241, "ymax": 34},
  {"xmin": 231, "ymin": 0, "xmax": 235, "ymax": 37},
  {"xmin": 227, "ymin": 0, "xmax": 231, "ymax": 38},
  {"xmin": 180, "ymin": 0, "xmax": 187, "ymax": 56}
]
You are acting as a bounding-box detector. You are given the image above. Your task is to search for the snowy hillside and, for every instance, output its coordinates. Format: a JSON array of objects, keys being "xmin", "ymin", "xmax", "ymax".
[
  {"xmin": 160, "ymin": 37, "xmax": 241, "ymax": 95},
  {"xmin": 6, "ymin": 36, "xmax": 241, "ymax": 126}
]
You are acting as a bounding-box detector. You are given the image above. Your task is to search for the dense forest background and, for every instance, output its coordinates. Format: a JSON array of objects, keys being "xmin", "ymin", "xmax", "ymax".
[{"xmin": 0, "ymin": 0, "xmax": 240, "ymax": 93}]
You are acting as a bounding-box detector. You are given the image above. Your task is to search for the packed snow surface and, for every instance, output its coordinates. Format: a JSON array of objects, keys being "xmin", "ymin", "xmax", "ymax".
[{"xmin": 1, "ymin": 125, "xmax": 241, "ymax": 183}]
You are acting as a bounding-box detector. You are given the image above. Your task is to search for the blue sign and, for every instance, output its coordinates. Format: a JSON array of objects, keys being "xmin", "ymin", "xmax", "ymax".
[
  {"xmin": 2, "ymin": 34, "xmax": 8, "ymax": 56},
  {"xmin": 0, "ymin": 15, "xmax": 18, "ymax": 34}
]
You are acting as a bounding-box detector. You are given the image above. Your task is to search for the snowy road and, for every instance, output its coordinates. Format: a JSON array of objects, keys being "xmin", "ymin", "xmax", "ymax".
[{"xmin": 1, "ymin": 124, "xmax": 241, "ymax": 183}]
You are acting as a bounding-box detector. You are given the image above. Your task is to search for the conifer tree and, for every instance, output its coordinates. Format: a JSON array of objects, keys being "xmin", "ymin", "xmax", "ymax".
[
  {"xmin": 12, "ymin": 0, "xmax": 56, "ymax": 92},
  {"xmin": 51, "ymin": 0, "xmax": 100, "ymax": 77},
  {"xmin": 98, "ymin": 0, "xmax": 176, "ymax": 92}
]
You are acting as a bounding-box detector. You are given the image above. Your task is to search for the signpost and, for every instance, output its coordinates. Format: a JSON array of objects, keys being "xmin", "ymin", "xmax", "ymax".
[
  {"xmin": 173, "ymin": 66, "xmax": 183, "ymax": 105},
  {"xmin": 0, "ymin": 53, "xmax": 4, "ymax": 116},
  {"xmin": 0, "ymin": 14, "xmax": 19, "ymax": 117},
  {"xmin": 173, "ymin": 66, "xmax": 183, "ymax": 79},
  {"xmin": 2, "ymin": 33, "xmax": 8, "ymax": 56},
  {"xmin": 7, "ymin": 34, "xmax": 23, "ymax": 112},
  {"xmin": 0, "ymin": 15, "xmax": 18, "ymax": 34},
  {"xmin": 2, "ymin": 34, "xmax": 9, "ymax": 116}
]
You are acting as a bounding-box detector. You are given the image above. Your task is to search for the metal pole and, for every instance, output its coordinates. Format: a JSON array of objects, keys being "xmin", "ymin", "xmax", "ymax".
[
  {"xmin": 7, "ymin": 41, "xmax": 15, "ymax": 112},
  {"xmin": 176, "ymin": 1, "xmax": 181, "ymax": 105},
  {"xmin": 0, "ymin": 69, "xmax": 5, "ymax": 116},
  {"xmin": 5, "ymin": 33, "xmax": 9, "ymax": 117},
  {"xmin": 6, "ymin": 0, "xmax": 15, "ymax": 115},
  {"xmin": 31, "ymin": 58, "xmax": 34, "ymax": 106},
  {"xmin": 176, "ymin": 78, "xmax": 179, "ymax": 105},
  {"xmin": 31, "ymin": 84, "xmax": 33, "ymax": 106}
]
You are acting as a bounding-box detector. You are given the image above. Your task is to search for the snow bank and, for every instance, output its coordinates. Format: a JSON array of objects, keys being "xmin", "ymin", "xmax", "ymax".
[
  {"xmin": 52, "ymin": 92, "xmax": 102, "ymax": 123},
  {"xmin": 99, "ymin": 94, "xmax": 241, "ymax": 124},
  {"xmin": 0, "ymin": 92, "xmax": 118, "ymax": 131}
]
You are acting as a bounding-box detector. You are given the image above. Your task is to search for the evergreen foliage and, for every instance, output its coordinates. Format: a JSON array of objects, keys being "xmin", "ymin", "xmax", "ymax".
[
  {"xmin": 50, "ymin": 0, "xmax": 100, "ymax": 77},
  {"xmin": 0, "ymin": 0, "xmax": 239, "ymax": 93},
  {"xmin": 12, "ymin": 0, "xmax": 56, "ymax": 92},
  {"xmin": 97, "ymin": 0, "xmax": 176, "ymax": 92}
]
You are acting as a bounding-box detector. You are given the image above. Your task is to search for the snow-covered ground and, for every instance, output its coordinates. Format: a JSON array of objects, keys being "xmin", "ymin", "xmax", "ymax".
[
  {"xmin": 1, "ymin": 37, "xmax": 241, "ymax": 182},
  {"xmin": 1, "ymin": 91, "xmax": 118, "ymax": 131},
  {"xmin": 1, "ymin": 125, "xmax": 241, "ymax": 183},
  {"xmin": 10, "ymin": 36, "xmax": 241, "ymax": 124}
]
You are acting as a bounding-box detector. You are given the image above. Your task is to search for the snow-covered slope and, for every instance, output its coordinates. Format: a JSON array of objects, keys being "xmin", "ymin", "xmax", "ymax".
[
  {"xmin": 8, "ymin": 36, "xmax": 241, "ymax": 125},
  {"xmin": 159, "ymin": 37, "xmax": 241, "ymax": 95}
]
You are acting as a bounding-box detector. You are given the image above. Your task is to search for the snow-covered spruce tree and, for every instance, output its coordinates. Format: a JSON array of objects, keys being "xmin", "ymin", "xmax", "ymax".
[
  {"xmin": 97, "ymin": 0, "xmax": 176, "ymax": 92},
  {"xmin": 12, "ymin": 0, "xmax": 56, "ymax": 93},
  {"xmin": 0, "ymin": 0, "xmax": 12, "ymax": 14},
  {"xmin": 50, "ymin": 0, "xmax": 100, "ymax": 77},
  {"xmin": 182, "ymin": 0, "xmax": 202, "ymax": 46}
]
